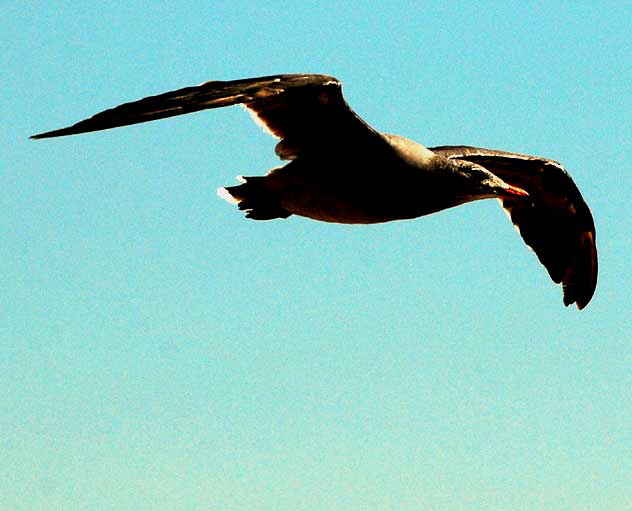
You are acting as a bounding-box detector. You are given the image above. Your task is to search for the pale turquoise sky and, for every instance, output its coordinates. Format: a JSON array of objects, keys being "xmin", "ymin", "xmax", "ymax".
[{"xmin": 3, "ymin": 2, "xmax": 631, "ymax": 510}]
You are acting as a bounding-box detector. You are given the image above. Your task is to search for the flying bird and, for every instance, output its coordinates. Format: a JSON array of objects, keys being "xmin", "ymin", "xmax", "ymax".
[{"xmin": 31, "ymin": 74, "xmax": 597, "ymax": 309}]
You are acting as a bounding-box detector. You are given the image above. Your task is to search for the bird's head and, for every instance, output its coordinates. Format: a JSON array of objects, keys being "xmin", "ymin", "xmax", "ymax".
[{"xmin": 449, "ymin": 160, "xmax": 530, "ymax": 204}]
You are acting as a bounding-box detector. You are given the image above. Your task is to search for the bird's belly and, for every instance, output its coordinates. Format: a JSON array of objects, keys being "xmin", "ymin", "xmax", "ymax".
[
  {"xmin": 287, "ymin": 200, "xmax": 390, "ymax": 224},
  {"xmin": 279, "ymin": 183, "xmax": 419, "ymax": 224},
  {"xmin": 268, "ymin": 158, "xmax": 444, "ymax": 224}
]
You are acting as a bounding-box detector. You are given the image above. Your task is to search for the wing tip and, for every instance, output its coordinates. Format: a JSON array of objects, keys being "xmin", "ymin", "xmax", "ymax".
[
  {"xmin": 30, "ymin": 125, "xmax": 87, "ymax": 139},
  {"xmin": 562, "ymin": 286, "xmax": 593, "ymax": 310},
  {"xmin": 563, "ymin": 230, "xmax": 598, "ymax": 310},
  {"xmin": 30, "ymin": 131, "xmax": 54, "ymax": 140}
]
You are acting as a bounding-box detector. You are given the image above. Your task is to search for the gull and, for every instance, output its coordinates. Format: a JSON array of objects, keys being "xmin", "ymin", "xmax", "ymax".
[{"xmin": 31, "ymin": 74, "xmax": 597, "ymax": 309}]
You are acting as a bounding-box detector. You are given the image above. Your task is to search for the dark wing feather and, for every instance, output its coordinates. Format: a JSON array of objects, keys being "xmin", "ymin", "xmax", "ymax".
[
  {"xmin": 31, "ymin": 74, "xmax": 385, "ymax": 159},
  {"xmin": 431, "ymin": 145, "xmax": 597, "ymax": 309}
]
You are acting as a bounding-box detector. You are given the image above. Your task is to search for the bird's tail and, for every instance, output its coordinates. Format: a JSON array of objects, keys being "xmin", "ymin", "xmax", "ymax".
[{"xmin": 218, "ymin": 176, "xmax": 292, "ymax": 220}]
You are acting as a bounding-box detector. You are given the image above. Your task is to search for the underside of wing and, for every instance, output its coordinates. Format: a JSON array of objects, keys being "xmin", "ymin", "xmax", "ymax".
[
  {"xmin": 430, "ymin": 145, "xmax": 597, "ymax": 309},
  {"xmin": 31, "ymin": 74, "xmax": 386, "ymax": 159}
]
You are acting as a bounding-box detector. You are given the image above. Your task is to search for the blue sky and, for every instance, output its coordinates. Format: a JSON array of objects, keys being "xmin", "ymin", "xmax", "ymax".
[{"xmin": 3, "ymin": 2, "xmax": 631, "ymax": 510}]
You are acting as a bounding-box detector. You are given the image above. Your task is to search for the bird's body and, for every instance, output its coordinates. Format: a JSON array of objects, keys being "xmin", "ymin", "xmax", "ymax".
[
  {"xmin": 223, "ymin": 135, "xmax": 524, "ymax": 224},
  {"xmin": 31, "ymin": 74, "xmax": 597, "ymax": 308}
]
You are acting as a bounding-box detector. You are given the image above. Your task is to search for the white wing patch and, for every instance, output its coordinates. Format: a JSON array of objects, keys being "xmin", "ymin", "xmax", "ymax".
[{"xmin": 243, "ymin": 104, "xmax": 280, "ymax": 138}]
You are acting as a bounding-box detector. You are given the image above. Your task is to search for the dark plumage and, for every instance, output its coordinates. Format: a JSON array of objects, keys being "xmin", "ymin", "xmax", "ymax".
[{"xmin": 31, "ymin": 74, "xmax": 597, "ymax": 309}]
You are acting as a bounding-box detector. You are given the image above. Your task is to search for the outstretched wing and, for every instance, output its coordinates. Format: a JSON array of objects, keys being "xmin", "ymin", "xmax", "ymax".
[
  {"xmin": 31, "ymin": 74, "xmax": 386, "ymax": 159},
  {"xmin": 430, "ymin": 145, "xmax": 597, "ymax": 310}
]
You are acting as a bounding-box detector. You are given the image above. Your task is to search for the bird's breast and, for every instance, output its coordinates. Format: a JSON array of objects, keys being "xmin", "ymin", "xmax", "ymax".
[{"xmin": 273, "ymin": 171, "xmax": 442, "ymax": 224}]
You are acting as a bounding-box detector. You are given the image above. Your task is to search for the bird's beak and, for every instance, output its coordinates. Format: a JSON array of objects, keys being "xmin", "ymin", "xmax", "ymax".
[{"xmin": 500, "ymin": 184, "xmax": 529, "ymax": 198}]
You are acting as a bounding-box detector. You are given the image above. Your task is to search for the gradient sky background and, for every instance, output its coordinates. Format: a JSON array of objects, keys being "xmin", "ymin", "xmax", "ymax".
[{"xmin": 3, "ymin": 2, "xmax": 631, "ymax": 510}]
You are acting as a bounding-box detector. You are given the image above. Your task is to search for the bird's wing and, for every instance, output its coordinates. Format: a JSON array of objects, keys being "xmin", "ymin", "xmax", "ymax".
[
  {"xmin": 430, "ymin": 145, "xmax": 597, "ymax": 309},
  {"xmin": 31, "ymin": 74, "xmax": 388, "ymax": 159}
]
